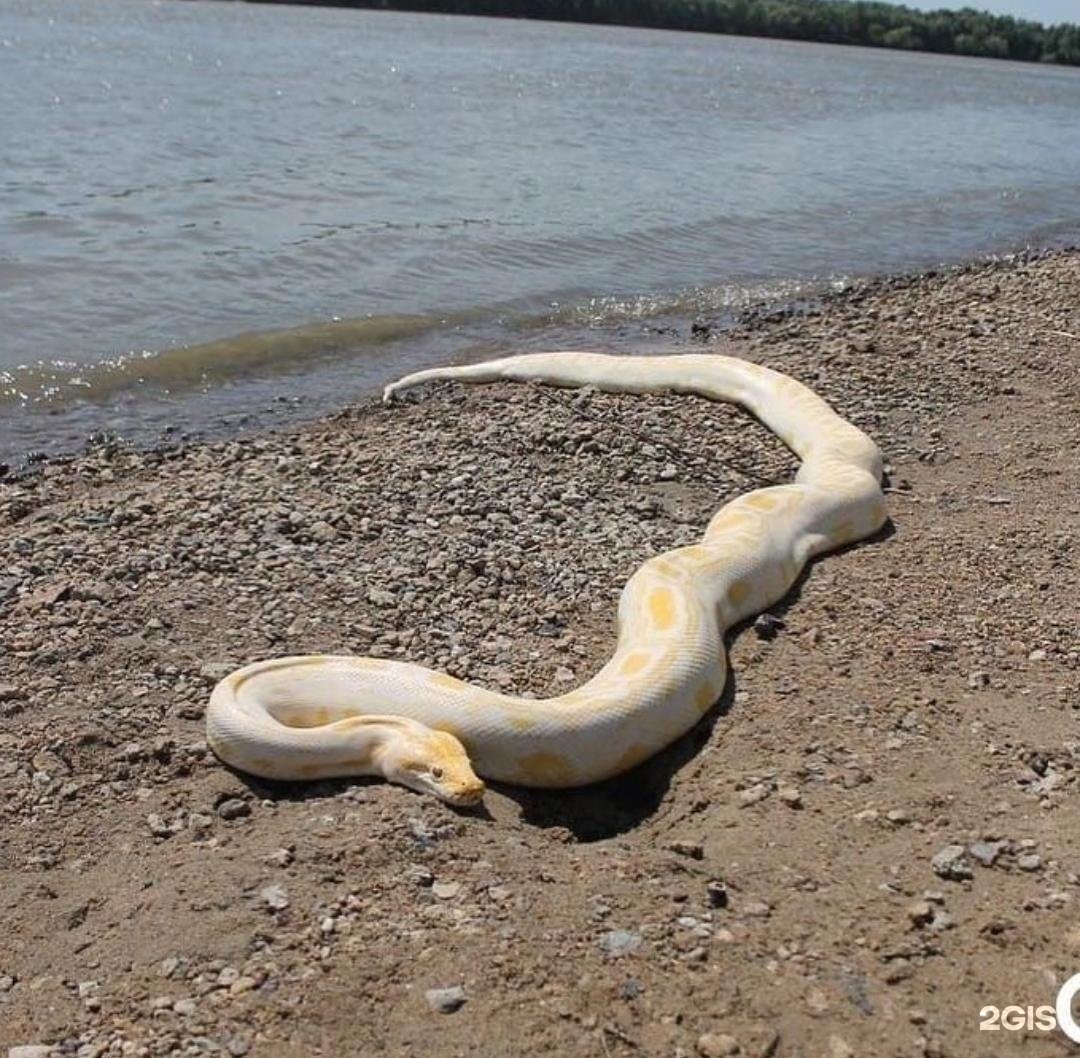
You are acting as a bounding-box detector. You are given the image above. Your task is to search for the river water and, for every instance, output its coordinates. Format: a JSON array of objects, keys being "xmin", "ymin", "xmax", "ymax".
[{"xmin": 3, "ymin": 0, "xmax": 1080, "ymax": 463}]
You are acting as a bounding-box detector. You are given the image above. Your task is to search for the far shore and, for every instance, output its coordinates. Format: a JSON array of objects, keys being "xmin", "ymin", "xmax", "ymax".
[{"xmin": 243, "ymin": 0, "xmax": 1080, "ymax": 67}]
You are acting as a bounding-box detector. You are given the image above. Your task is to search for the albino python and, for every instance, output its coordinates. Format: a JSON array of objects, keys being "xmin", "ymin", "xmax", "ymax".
[{"xmin": 207, "ymin": 352, "xmax": 886, "ymax": 805}]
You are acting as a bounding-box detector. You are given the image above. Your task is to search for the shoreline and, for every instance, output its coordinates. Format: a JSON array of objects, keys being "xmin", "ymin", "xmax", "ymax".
[
  {"xmin": 2, "ymin": 242, "xmax": 1074, "ymax": 482},
  {"xmin": 1, "ymin": 249, "xmax": 1078, "ymax": 1055}
]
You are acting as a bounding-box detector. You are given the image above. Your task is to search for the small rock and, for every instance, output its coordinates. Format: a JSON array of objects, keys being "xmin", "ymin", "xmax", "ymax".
[
  {"xmin": 173, "ymin": 997, "xmax": 197, "ymax": 1016},
  {"xmin": 407, "ymin": 864, "xmax": 434, "ymax": 887},
  {"xmin": 217, "ymin": 798, "xmax": 251, "ymax": 821},
  {"xmin": 432, "ymin": 881, "xmax": 460, "ymax": 900},
  {"xmin": 907, "ymin": 900, "xmax": 934, "ymax": 927},
  {"xmin": 1017, "ymin": 853, "xmax": 1043, "ymax": 872},
  {"xmin": 260, "ymin": 884, "xmax": 290, "ymax": 911},
  {"xmin": 269, "ymin": 846, "xmax": 295, "ymax": 867},
  {"xmin": 706, "ymin": 880, "xmax": 729, "ymax": 909},
  {"xmin": 225, "ymin": 1039, "xmax": 250, "ymax": 1057},
  {"xmin": 9, "ymin": 1047, "xmax": 55, "ymax": 1058},
  {"xmin": 739, "ymin": 783, "xmax": 772, "ymax": 807},
  {"xmin": 829, "ymin": 1037, "xmax": 856, "ymax": 1058},
  {"xmin": 886, "ymin": 809, "xmax": 911, "ymax": 825},
  {"xmin": 309, "ymin": 520, "xmax": 337, "ymax": 542},
  {"xmin": 777, "ymin": 785, "xmax": 803, "ymax": 808},
  {"xmin": 146, "ymin": 813, "xmax": 179, "ymax": 838},
  {"xmin": 425, "ymin": 985, "xmax": 466, "ymax": 1013},
  {"xmin": 0, "ymin": 684, "xmax": 25, "ymax": 703},
  {"xmin": 968, "ymin": 840, "xmax": 1005, "ymax": 867},
  {"xmin": 931, "ymin": 845, "xmax": 973, "ymax": 881},
  {"xmin": 218, "ymin": 967, "xmax": 240, "ymax": 988},
  {"xmin": 659, "ymin": 463, "xmax": 678, "ymax": 481},
  {"xmin": 741, "ymin": 900, "xmax": 772, "ymax": 919},
  {"xmin": 601, "ymin": 930, "xmax": 643, "ymax": 957},
  {"xmin": 697, "ymin": 1033, "xmax": 740, "ymax": 1057},
  {"xmin": 753, "ymin": 613, "xmax": 785, "ymax": 640},
  {"xmin": 199, "ymin": 661, "xmax": 235, "ymax": 682},
  {"xmin": 669, "ymin": 839, "xmax": 704, "ymax": 860}
]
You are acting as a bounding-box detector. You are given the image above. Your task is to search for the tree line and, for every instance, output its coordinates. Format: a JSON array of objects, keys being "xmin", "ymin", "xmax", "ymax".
[{"xmin": 270, "ymin": 0, "xmax": 1080, "ymax": 65}]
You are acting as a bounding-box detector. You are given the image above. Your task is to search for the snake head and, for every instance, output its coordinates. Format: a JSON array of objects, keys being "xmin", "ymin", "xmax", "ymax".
[{"xmin": 382, "ymin": 727, "xmax": 486, "ymax": 807}]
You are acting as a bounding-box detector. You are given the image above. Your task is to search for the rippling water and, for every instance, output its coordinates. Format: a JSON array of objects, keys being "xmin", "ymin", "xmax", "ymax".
[{"xmin": 3, "ymin": 0, "xmax": 1080, "ymax": 462}]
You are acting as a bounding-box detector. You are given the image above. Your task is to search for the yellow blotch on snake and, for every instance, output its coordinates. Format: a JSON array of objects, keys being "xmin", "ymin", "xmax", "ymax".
[
  {"xmin": 648, "ymin": 587, "xmax": 677, "ymax": 631},
  {"xmin": 619, "ymin": 652, "xmax": 651, "ymax": 676},
  {"xmin": 518, "ymin": 751, "xmax": 576, "ymax": 785},
  {"xmin": 727, "ymin": 580, "xmax": 751, "ymax": 608}
]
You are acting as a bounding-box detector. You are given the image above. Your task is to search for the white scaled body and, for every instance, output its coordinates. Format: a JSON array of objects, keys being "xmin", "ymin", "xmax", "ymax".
[{"xmin": 206, "ymin": 352, "xmax": 887, "ymax": 798}]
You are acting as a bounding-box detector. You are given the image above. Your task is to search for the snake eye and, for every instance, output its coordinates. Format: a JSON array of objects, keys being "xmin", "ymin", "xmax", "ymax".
[{"xmin": 431, "ymin": 766, "xmax": 444, "ymax": 780}]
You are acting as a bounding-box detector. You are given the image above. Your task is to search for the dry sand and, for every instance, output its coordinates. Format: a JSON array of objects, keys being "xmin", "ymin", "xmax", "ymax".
[{"xmin": 1, "ymin": 249, "xmax": 1078, "ymax": 1058}]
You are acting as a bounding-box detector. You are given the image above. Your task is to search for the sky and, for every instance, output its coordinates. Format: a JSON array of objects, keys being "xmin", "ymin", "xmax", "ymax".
[{"xmin": 905, "ymin": 0, "xmax": 1078, "ymax": 24}]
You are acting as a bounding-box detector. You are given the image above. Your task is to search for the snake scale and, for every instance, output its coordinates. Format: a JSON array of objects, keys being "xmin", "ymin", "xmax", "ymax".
[{"xmin": 207, "ymin": 352, "xmax": 886, "ymax": 804}]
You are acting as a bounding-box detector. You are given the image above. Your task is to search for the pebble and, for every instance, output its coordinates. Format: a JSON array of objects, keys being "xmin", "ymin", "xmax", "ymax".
[
  {"xmin": 697, "ymin": 1033, "xmax": 740, "ymax": 1057},
  {"xmin": 0, "ymin": 684, "xmax": 25, "ymax": 702},
  {"xmin": 753, "ymin": 613, "xmax": 785, "ymax": 640},
  {"xmin": 706, "ymin": 880, "xmax": 729, "ymax": 909},
  {"xmin": 739, "ymin": 783, "xmax": 772, "ymax": 807},
  {"xmin": 8, "ymin": 1048, "xmax": 54, "ymax": 1058},
  {"xmin": 146, "ymin": 813, "xmax": 179, "ymax": 838},
  {"xmin": 968, "ymin": 840, "xmax": 1005, "ymax": 867},
  {"xmin": 260, "ymin": 884, "xmax": 290, "ymax": 910},
  {"xmin": 1017, "ymin": 853, "xmax": 1042, "ymax": 872},
  {"xmin": 425, "ymin": 985, "xmax": 466, "ymax": 1013},
  {"xmin": 829, "ymin": 1037, "xmax": 856, "ymax": 1058},
  {"xmin": 432, "ymin": 881, "xmax": 461, "ymax": 900},
  {"xmin": 669, "ymin": 839, "xmax": 704, "ymax": 860},
  {"xmin": 777, "ymin": 785, "xmax": 803, "ymax": 808},
  {"xmin": 309, "ymin": 520, "xmax": 337, "ymax": 542},
  {"xmin": 601, "ymin": 930, "xmax": 643, "ymax": 957},
  {"xmin": 269, "ymin": 846, "xmax": 295, "ymax": 867},
  {"xmin": 931, "ymin": 845, "xmax": 973, "ymax": 881},
  {"xmin": 216, "ymin": 798, "xmax": 251, "ymax": 820}
]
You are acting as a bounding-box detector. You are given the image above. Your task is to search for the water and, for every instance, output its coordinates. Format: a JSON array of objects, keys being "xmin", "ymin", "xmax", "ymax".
[{"xmin": 3, "ymin": 0, "xmax": 1080, "ymax": 464}]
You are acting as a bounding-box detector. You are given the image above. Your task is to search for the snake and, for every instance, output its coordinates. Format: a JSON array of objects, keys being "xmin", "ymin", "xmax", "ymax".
[{"xmin": 206, "ymin": 352, "xmax": 886, "ymax": 805}]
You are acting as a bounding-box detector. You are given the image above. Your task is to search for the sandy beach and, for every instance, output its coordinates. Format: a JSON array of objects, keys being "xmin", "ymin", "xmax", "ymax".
[{"xmin": 1, "ymin": 249, "xmax": 1078, "ymax": 1057}]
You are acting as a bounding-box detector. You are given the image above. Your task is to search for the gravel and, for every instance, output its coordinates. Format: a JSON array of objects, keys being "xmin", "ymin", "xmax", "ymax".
[{"xmin": 0, "ymin": 248, "xmax": 1077, "ymax": 1058}]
